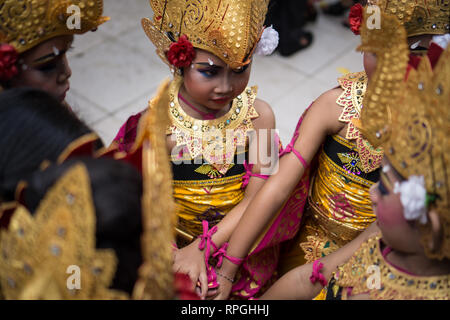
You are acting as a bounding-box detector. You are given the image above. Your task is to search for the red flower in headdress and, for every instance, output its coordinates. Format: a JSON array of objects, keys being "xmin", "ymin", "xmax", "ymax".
[
  {"xmin": 349, "ymin": 3, "xmax": 363, "ymax": 35},
  {"xmin": 0, "ymin": 43, "xmax": 19, "ymax": 82},
  {"xmin": 167, "ymin": 35, "xmax": 196, "ymax": 68}
]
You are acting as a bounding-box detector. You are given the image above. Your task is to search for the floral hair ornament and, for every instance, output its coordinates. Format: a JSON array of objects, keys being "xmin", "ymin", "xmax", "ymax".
[
  {"xmin": 349, "ymin": 3, "xmax": 363, "ymax": 35},
  {"xmin": 0, "ymin": 43, "xmax": 19, "ymax": 82},
  {"xmin": 393, "ymin": 175, "xmax": 428, "ymax": 224},
  {"xmin": 254, "ymin": 26, "xmax": 279, "ymax": 56},
  {"xmin": 166, "ymin": 35, "xmax": 196, "ymax": 69}
]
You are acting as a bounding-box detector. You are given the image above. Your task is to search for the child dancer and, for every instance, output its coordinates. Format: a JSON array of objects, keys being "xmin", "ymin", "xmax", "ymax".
[
  {"xmin": 0, "ymin": 0, "xmax": 108, "ymax": 103},
  {"xmin": 261, "ymin": 12, "xmax": 450, "ymax": 299},
  {"xmin": 112, "ymin": 0, "xmax": 305, "ymax": 299},
  {"xmin": 214, "ymin": 0, "xmax": 449, "ymax": 299}
]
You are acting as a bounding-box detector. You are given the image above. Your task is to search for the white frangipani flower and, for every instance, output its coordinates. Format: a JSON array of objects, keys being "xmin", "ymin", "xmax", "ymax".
[
  {"xmin": 254, "ymin": 26, "xmax": 279, "ymax": 56},
  {"xmin": 393, "ymin": 175, "xmax": 428, "ymax": 224},
  {"xmin": 432, "ymin": 34, "xmax": 450, "ymax": 50}
]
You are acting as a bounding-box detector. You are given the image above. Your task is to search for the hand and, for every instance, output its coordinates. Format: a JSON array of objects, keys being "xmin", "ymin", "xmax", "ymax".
[{"xmin": 173, "ymin": 239, "xmax": 209, "ymax": 299}]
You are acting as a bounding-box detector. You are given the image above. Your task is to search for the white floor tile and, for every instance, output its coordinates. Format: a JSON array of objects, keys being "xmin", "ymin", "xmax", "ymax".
[
  {"xmin": 249, "ymin": 55, "xmax": 308, "ymax": 106},
  {"xmin": 102, "ymin": 0, "xmax": 152, "ymax": 37},
  {"xmin": 113, "ymin": 91, "xmax": 154, "ymax": 124},
  {"xmin": 68, "ymin": 39, "xmax": 168, "ymax": 114},
  {"xmin": 314, "ymin": 47, "xmax": 365, "ymax": 89},
  {"xmin": 90, "ymin": 115, "xmax": 125, "ymax": 147},
  {"xmin": 66, "ymin": 91, "xmax": 109, "ymax": 126},
  {"xmin": 272, "ymin": 77, "xmax": 330, "ymax": 145}
]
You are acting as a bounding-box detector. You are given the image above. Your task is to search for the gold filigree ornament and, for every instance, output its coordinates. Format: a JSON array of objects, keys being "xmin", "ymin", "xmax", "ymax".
[
  {"xmin": 360, "ymin": 9, "xmax": 450, "ymax": 260},
  {"xmin": 336, "ymin": 71, "xmax": 383, "ymax": 173},
  {"xmin": 335, "ymin": 234, "xmax": 450, "ymax": 300},
  {"xmin": 130, "ymin": 79, "xmax": 177, "ymax": 300},
  {"xmin": 369, "ymin": 0, "xmax": 450, "ymax": 37},
  {"xmin": 0, "ymin": 164, "xmax": 127, "ymax": 300},
  {"xmin": 166, "ymin": 77, "xmax": 259, "ymax": 175},
  {"xmin": 0, "ymin": 0, "xmax": 109, "ymax": 54},
  {"xmin": 141, "ymin": 0, "xmax": 269, "ymax": 70}
]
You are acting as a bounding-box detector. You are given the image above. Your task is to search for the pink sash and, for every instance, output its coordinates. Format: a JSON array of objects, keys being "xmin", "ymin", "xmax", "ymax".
[{"xmin": 231, "ymin": 108, "xmax": 311, "ymax": 299}]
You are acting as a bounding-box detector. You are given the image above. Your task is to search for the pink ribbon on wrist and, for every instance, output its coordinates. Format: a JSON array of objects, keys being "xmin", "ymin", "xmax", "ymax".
[
  {"xmin": 309, "ymin": 259, "xmax": 327, "ymax": 287},
  {"xmin": 198, "ymin": 220, "xmax": 219, "ymax": 289},
  {"xmin": 212, "ymin": 242, "xmax": 244, "ymax": 268}
]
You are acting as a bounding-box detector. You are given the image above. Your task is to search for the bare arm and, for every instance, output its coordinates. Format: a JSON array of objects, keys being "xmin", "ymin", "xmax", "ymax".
[
  {"xmin": 261, "ymin": 222, "xmax": 380, "ymax": 300},
  {"xmin": 214, "ymin": 88, "xmax": 345, "ymax": 299}
]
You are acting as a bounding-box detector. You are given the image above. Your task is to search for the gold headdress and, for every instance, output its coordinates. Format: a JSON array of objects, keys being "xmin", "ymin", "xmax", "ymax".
[
  {"xmin": 142, "ymin": 0, "xmax": 270, "ymax": 69},
  {"xmin": 0, "ymin": 0, "xmax": 109, "ymax": 54},
  {"xmin": 0, "ymin": 164, "xmax": 126, "ymax": 299},
  {"xmin": 360, "ymin": 10, "xmax": 450, "ymax": 259},
  {"xmin": 369, "ymin": 0, "xmax": 450, "ymax": 37}
]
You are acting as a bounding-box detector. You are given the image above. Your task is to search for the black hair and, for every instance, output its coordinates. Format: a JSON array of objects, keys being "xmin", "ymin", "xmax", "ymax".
[
  {"xmin": 24, "ymin": 157, "xmax": 143, "ymax": 295},
  {"xmin": 0, "ymin": 87, "xmax": 103, "ymax": 202}
]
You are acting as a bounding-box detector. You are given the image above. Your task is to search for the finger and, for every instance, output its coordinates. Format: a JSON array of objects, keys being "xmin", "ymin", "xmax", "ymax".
[
  {"xmin": 198, "ymin": 272, "xmax": 208, "ymax": 300},
  {"xmin": 188, "ymin": 272, "xmax": 199, "ymax": 292},
  {"xmin": 206, "ymin": 289, "xmax": 219, "ymax": 299},
  {"xmin": 195, "ymin": 286, "xmax": 202, "ymax": 297}
]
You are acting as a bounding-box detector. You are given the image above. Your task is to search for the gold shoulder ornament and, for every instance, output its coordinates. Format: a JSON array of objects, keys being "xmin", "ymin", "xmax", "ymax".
[{"xmin": 336, "ymin": 71, "xmax": 383, "ymax": 173}]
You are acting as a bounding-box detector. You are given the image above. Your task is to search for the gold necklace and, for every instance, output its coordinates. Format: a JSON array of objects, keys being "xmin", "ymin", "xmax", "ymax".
[{"xmin": 167, "ymin": 77, "xmax": 259, "ymax": 175}]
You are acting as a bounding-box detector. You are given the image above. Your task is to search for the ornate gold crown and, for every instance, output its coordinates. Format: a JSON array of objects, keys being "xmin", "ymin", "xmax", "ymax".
[
  {"xmin": 359, "ymin": 10, "xmax": 450, "ymax": 259},
  {"xmin": 370, "ymin": 0, "xmax": 450, "ymax": 37},
  {"xmin": 0, "ymin": 164, "xmax": 127, "ymax": 299},
  {"xmin": 142, "ymin": 0, "xmax": 269, "ymax": 69},
  {"xmin": 0, "ymin": 0, "xmax": 109, "ymax": 54}
]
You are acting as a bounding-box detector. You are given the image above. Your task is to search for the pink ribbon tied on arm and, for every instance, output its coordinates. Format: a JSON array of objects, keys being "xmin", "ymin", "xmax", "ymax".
[
  {"xmin": 309, "ymin": 259, "xmax": 327, "ymax": 287},
  {"xmin": 198, "ymin": 220, "xmax": 219, "ymax": 288}
]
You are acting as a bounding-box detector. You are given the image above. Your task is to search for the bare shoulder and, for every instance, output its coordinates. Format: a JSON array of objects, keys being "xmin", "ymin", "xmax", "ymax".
[
  {"xmin": 252, "ymin": 98, "xmax": 276, "ymax": 130},
  {"xmin": 306, "ymin": 87, "xmax": 345, "ymax": 134},
  {"xmin": 311, "ymin": 87, "xmax": 343, "ymax": 112}
]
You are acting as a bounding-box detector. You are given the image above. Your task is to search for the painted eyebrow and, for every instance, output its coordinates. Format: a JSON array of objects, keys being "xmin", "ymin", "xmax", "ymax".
[
  {"xmin": 194, "ymin": 62, "xmax": 223, "ymax": 69},
  {"xmin": 33, "ymin": 53, "xmax": 58, "ymax": 64}
]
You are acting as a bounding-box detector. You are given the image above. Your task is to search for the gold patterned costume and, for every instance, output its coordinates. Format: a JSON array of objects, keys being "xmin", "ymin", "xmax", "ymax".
[
  {"xmin": 325, "ymin": 7, "xmax": 450, "ymax": 300},
  {"xmin": 278, "ymin": 0, "xmax": 449, "ymax": 274}
]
